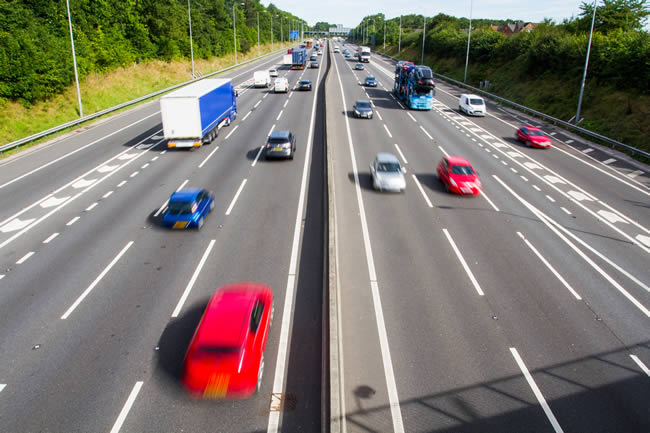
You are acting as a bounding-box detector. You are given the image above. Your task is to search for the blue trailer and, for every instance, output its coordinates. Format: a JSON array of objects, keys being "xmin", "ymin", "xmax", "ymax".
[
  {"xmin": 393, "ymin": 62, "xmax": 435, "ymax": 110},
  {"xmin": 292, "ymin": 48, "xmax": 306, "ymax": 70},
  {"xmin": 161, "ymin": 78, "xmax": 237, "ymax": 148}
]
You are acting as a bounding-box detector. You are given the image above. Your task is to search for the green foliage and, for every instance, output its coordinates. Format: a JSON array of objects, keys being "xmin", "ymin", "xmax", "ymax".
[{"xmin": 0, "ymin": 0, "xmax": 303, "ymax": 104}]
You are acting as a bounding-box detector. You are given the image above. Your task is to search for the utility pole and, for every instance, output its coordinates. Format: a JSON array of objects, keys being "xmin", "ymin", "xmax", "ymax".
[
  {"xmin": 576, "ymin": 0, "xmax": 598, "ymax": 125},
  {"xmin": 398, "ymin": 15, "xmax": 402, "ymax": 57},
  {"xmin": 383, "ymin": 20, "xmax": 386, "ymax": 53},
  {"xmin": 421, "ymin": 17, "xmax": 426, "ymax": 65},
  {"xmin": 257, "ymin": 12, "xmax": 260, "ymax": 57},
  {"xmin": 464, "ymin": 0, "xmax": 473, "ymax": 82},
  {"xmin": 188, "ymin": 0, "xmax": 195, "ymax": 77},
  {"xmin": 65, "ymin": 0, "xmax": 83, "ymax": 117},
  {"xmin": 233, "ymin": 3, "xmax": 237, "ymax": 64}
]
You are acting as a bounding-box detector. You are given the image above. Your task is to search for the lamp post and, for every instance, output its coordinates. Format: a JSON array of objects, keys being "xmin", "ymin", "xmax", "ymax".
[
  {"xmin": 65, "ymin": 0, "xmax": 82, "ymax": 117},
  {"xmin": 233, "ymin": 2, "xmax": 244, "ymax": 64},
  {"xmin": 271, "ymin": 14, "xmax": 274, "ymax": 50},
  {"xmin": 421, "ymin": 16, "xmax": 426, "ymax": 65},
  {"xmin": 398, "ymin": 15, "xmax": 402, "ymax": 57},
  {"xmin": 383, "ymin": 20, "xmax": 386, "ymax": 53},
  {"xmin": 187, "ymin": 0, "xmax": 195, "ymax": 77},
  {"xmin": 257, "ymin": 11, "xmax": 260, "ymax": 57},
  {"xmin": 464, "ymin": 0, "xmax": 473, "ymax": 83},
  {"xmin": 369, "ymin": 19, "xmax": 374, "ymax": 46},
  {"xmin": 576, "ymin": 0, "xmax": 598, "ymax": 124}
]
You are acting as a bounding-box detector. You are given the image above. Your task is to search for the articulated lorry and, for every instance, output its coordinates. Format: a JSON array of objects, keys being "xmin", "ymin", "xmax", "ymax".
[
  {"xmin": 393, "ymin": 62, "xmax": 435, "ymax": 110},
  {"xmin": 292, "ymin": 48, "xmax": 306, "ymax": 69},
  {"xmin": 161, "ymin": 78, "xmax": 237, "ymax": 148}
]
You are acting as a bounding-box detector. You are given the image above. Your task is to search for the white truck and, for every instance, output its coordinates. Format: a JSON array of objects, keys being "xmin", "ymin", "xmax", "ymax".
[{"xmin": 357, "ymin": 46, "xmax": 371, "ymax": 63}]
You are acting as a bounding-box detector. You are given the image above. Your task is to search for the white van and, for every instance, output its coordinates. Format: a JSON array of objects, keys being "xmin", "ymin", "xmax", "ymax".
[
  {"xmin": 274, "ymin": 77, "xmax": 289, "ymax": 93},
  {"xmin": 254, "ymin": 70, "xmax": 271, "ymax": 88},
  {"xmin": 459, "ymin": 94, "xmax": 486, "ymax": 116}
]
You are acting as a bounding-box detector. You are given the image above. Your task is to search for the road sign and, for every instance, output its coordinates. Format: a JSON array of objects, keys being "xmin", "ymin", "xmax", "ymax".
[{"xmin": 290, "ymin": 30, "xmax": 299, "ymax": 40}]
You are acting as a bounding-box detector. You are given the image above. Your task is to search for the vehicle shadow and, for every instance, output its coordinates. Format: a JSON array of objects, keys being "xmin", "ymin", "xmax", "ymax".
[
  {"xmin": 348, "ymin": 171, "xmax": 375, "ymax": 191},
  {"xmin": 147, "ymin": 209, "xmax": 167, "ymax": 231},
  {"xmin": 414, "ymin": 172, "xmax": 446, "ymax": 194},
  {"xmin": 245, "ymin": 146, "xmax": 264, "ymax": 161}
]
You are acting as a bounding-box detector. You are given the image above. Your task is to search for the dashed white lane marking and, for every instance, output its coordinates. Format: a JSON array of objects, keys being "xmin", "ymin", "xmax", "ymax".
[
  {"xmin": 130, "ymin": 171, "xmax": 139, "ymax": 178},
  {"xmin": 438, "ymin": 145, "xmax": 449, "ymax": 157},
  {"xmin": 407, "ymin": 112, "xmax": 416, "ymax": 122},
  {"xmin": 376, "ymin": 111, "xmax": 383, "ymax": 121},
  {"xmin": 419, "ymin": 125, "xmax": 433, "ymax": 140},
  {"xmin": 394, "ymin": 144, "xmax": 408, "ymax": 164},
  {"xmin": 151, "ymin": 156, "xmax": 159, "ymax": 162},
  {"xmin": 565, "ymin": 139, "xmax": 574, "ymax": 144},
  {"xmin": 630, "ymin": 355, "xmax": 650, "ymax": 376},
  {"xmin": 171, "ymin": 239, "xmax": 216, "ymax": 317},
  {"xmin": 276, "ymin": 110, "xmax": 284, "ymax": 121},
  {"xmin": 198, "ymin": 145, "xmax": 220, "ymax": 169},
  {"xmin": 582, "ymin": 148, "xmax": 593, "ymax": 153},
  {"xmin": 254, "ymin": 100, "xmax": 262, "ymax": 108},
  {"xmin": 85, "ymin": 203, "xmax": 98, "ymax": 211},
  {"xmin": 510, "ymin": 348, "xmax": 565, "ymax": 433},
  {"xmin": 443, "ymin": 228, "xmax": 484, "ymax": 296},
  {"xmin": 481, "ymin": 191, "xmax": 500, "ymax": 212},
  {"xmin": 263, "ymin": 93, "xmax": 269, "ymax": 99},
  {"xmin": 109, "ymin": 381, "xmax": 144, "ymax": 433},
  {"xmin": 517, "ymin": 232, "xmax": 581, "ymax": 300},
  {"xmin": 383, "ymin": 124, "xmax": 393, "ymax": 138},
  {"xmin": 412, "ymin": 175, "xmax": 433, "ymax": 208},
  {"xmin": 550, "ymin": 132, "xmax": 557, "ymax": 136},
  {"xmin": 511, "ymin": 168, "xmax": 518, "ymax": 173},
  {"xmin": 0, "ymin": 275, "xmax": 4, "ymax": 280},
  {"xmin": 501, "ymin": 160, "xmax": 508, "ymax": 165},
  {"xmin": 140, "ymin": 163, "xmax": 149, "ymax": 169},
  {"xmin": 225, "ymin": 179, "xmax": 247, "ymax": 215},
  {"xmin": 546, "ymin": 195, "xmax": 556, "ymax": 203},
  {"xmin": 532, "ymin": 185, "xmax": 541, "ymax": 191},
  {"xmin": 43, "ymin": 233, "xmax": 59, "ymax": 244},
  {"xmin": 602, "ymin": 158, "xmax": 616, "ymax": 165},
  {"xmin": 283, "ymin": 99, "xmax": 289, "ymax": 108},
  {"xmin": 16, "ymin": 251, "xmax": 35, "ymax": 265},
  {"xmin": 225, "ymin": 124, "xmax": 239, "ymax": 139},
  {"xmin": 66, "ymin": 216, "xmax": 80, "ymax": 226},
  {"xmin": 628, "ymin": 170, "xmax": 644, "ymax": 179},
  {"xmin": 561, "ymin": 207, "xmax": 572, "ymax": 215},
  {"xmin": 0, "ymin": 384, "xmax": 5, "ymax": 392},
  {"xmin": 117, "ymin": 181, "xmax": 127, "ymax": 187},
  {"xmin": 521, "ymin": 176, "xmax": 529, "ymax": 182},
  {"xmin": 242, "ymin": 111, "xmax": 252, "ymax": 121},
  {"xmin": 160, "ymin": 150, "xmax": 167, "ymax": 155},
  {"xmin": 62, "ymin": 241, "xmax": 134, "ymax": 319}
]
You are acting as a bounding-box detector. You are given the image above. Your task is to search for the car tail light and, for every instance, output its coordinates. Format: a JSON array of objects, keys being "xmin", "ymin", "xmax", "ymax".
[{"xmin": 266, "ymin": 142, "xmax": 271, "ymax": 148}]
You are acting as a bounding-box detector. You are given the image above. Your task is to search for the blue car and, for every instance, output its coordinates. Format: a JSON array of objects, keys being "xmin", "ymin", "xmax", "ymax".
[
  {"xmin": 162, "ymin": 188, "xmax": 214, "ymax": 230},
  {"xmin": 365, "ymin": 75, "xmax": 377, "ymax": 87},
  {"xmin": 344, "ymin": 52, "xmax": 351, "ymax": 58}
]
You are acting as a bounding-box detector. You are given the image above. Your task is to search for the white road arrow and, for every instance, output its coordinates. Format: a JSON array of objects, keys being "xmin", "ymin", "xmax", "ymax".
[
  {"xmin": 598, "ymin": 210, "xmax": 629, "ymax": 224},
  {"xmin": 40, "ymin": 196, "xmax": 70, "ymax": 208},
  {"xmin": 72, "ymin": 179, "xmax": 97, "ymax": 189},
  {"xmin": 97, "ymin": 165, "xmax": 118, "ymax": 173}
]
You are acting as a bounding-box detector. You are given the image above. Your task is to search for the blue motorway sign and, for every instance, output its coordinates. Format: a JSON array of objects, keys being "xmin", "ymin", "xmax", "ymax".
[{"xmin": 290, "ymin": 30, "xmax": 299, "ymax": 40}]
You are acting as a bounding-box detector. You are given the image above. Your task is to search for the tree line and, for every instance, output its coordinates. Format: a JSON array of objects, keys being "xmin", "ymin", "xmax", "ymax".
[{"xmin": 0, "ymin": 0, "xmax": 306, "ymax": 104}]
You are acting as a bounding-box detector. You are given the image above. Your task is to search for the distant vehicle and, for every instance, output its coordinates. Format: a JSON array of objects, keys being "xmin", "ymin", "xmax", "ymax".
[
  {"xmin": 459, "ymin": 94, "xmax": 486, "ymax": 116},
  {"xmin": 274, "ymin": 77, "xmax": 289, "ymax": 93},
  {"xmin": 364, "ymin": 76, "xmax": 377, "ymax": 87},
  {"xmin": 298, "ymin": 79, "xmax": 312, "ymax": 91},
  {"xmin": 254, "ymin": 70, "xmax": 271, "ymax": 88},
  {"xmin": 265, "ymin": 130, "xmax": 296, "ymax": 160},
  {"xmin": 437, "ymin": 156, "xmax": 482, "ymax": 195},
  {"xmin": 357, "ymin": 46, "xmax": 371, "ymax": 63},
  {"xmin": 287, "ymin": 48, "xmax": 293, "ymax": 54},
  {"xmin": 318, "ymin": 50, "xmax": 323, "ymax": 55},
  {"xmin": 333, "ymin": 46, "xmax": 340, "ymax": 53},
  {"xmin": 370, "ymin": 153, "xmax": 406, "ymax": 193},
  {"xmin": 292, "ymin": 48, "xmax": 307, "ymax": 70},
  {"xmin": 310, "ymin": 55, "xmax": 317, "ymax": 61},
  {"xmin": 393, "ymin": 62, "xmax": 434, "ymax": 110},
  {"xmin": 162, "ymin": 189, "xmax": 214, "ymax": 229},
  {"xmin": 310, "ymin": 61, "xmax": 319, "ymax": 68},
  {"xmin": 268, "ymin": 68, "xmax": 278, "ymax": 77},
  {"xmin": 516, "ymin": 126, "xmax": 551, "ymax": 148},
  {"xmin": 344, "ymin": 52, "xmax": 351, "ymax": 58},
  {"xmin": 161, "ymin": 78, "xmax": 237, "ymax": 148},
  {"xmin": 353, "ymin": 100, "xmax": 373, "ymax": 119},
  {"xmin": 182, "ymin": 282, "xmax": 273, "ymax": 398},
  {"xmin": 354, "ymin": 63, "xmax": 364, "ymax": 70}
]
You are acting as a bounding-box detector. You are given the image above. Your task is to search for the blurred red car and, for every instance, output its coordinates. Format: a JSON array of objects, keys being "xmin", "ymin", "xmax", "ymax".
[
  {"xmin": 516, "ymin": 126, "xmax": 551, "ymax": 148},
  {"xmin": 182, "ymin": 282, "xmax": 273, "ymax": 399},
  {"xmin": 437, "ymin": 156, "xmax": 482, "ymax": 195}
]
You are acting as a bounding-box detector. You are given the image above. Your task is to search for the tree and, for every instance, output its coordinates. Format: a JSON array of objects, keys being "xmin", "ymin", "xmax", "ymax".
[{"xmin": 578, "ymin": 0, "xmax": 650, "ymax": 32}]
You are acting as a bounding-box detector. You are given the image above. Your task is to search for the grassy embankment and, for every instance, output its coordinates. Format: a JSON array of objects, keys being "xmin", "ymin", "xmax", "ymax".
[
  {"xmin": 0, "ymin": 42, "xmax": 291, "ymax": 158},
  {"xmin": 381, "ymin": 44, "xmax": 650, "ymax": 159}
]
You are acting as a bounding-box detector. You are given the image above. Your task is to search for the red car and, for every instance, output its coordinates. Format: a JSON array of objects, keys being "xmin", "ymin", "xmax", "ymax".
[
  {"xmin": 516, "ymin": 126, "xmax": 551, "ymax": 148},
  {"xmin": 437, "ymin": 156, "xmax": 482, "ymax": 195},
  {"xmin": 182, "ymin": 282, "xmax": 273, "ymax": 399}
]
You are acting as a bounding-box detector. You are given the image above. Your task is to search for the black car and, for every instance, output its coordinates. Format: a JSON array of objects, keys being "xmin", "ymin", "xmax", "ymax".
[
  {"xmin": 353, "ymin": 100, "xmax": 373, "ymax": 119},
  {"xmin": 298, "ymin": 79, "xmax": 312, "ymax": 91},
  {"xmin": 265, "ymin": 130, "xmax": 296, "ymax": 159}
]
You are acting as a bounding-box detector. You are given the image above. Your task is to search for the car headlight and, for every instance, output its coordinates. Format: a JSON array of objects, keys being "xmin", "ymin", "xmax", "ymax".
[
  {"xmin": 355, "ymin": 110, "xmax": 360, "ymax": 115},
  {"xmin": 449, "ymin": 178, "xmax": 457, "ymax": 187},
  {"xmin": 476, "ymin": 179, "xmax": 482, "ymax": 188}
]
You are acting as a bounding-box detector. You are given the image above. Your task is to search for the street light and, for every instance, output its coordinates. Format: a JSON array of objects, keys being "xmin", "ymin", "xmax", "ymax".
[
  {"xmin": 421, "ymin": 16, "xmax": 426, "ymax": 65},
  {"xmin": 65, "ymin": 0, "xmax": 82, "ymax": 117},
  {"xmin": 576, "ymin": 0, "xmax": 598, "ymax": 124},
  {"xmin": 271, "ymin": 14, "xmax": 274, "ymax": 50},
  {"xmin": 464, "ymin": 0, "xmax": 473, "ymax": 83},
  {"xmin": 398, "ymin": 15, "xmax": 402, "ymax": 57},
  {"xmin": 369, "ymin": 19, "xmax": 375, "ymax": 46},
  {"xmin": 188, "ymin": 0, "xmax": 195, "ymax": 78},
  {"xmin": 257, "ymin": 11, "xmax": 260, "ymax": 57},
  {"xmin": 383, "ymin": 20, "xmax": 386, "ymax": 53},
  {"xmin": 233, "ymin": 2, "xmax": 244, "ymax": 64}
]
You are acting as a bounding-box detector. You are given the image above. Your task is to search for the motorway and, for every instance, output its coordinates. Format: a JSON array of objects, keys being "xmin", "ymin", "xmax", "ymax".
[
  {"xmin": 0, "ymin": 39, "xmax": 649, "ymax": 433},
  {"xmin": 0, "ymin": 49, "xmax": 327, "ymax": 432},
  {"xmin": 328, "ymin": 44, "xmax": 649, "ymax": 432}
]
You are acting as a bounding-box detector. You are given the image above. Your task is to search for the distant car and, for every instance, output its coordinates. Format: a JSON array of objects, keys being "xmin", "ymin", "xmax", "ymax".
[
  {"xmin": 162, "ymin": 189, "xmax": 214, "ymax": 230},
  {"xmin": 516, "ymin": 126, "xmax": 552, "ymax": 148},
  {"xmin": 333, "ymin": 46, "xmax": 340, "ymax": 53},
  {"xmin": 265, "ymin": 130, "xmax": 296, "ymax": 160},
  {"xmin": 182, "ymin": 282, "xmax": 273, "ymax": 399},
  {"xmin": 437, "ymin": 156, "xmax": 482, "ymax": 195},
  {"xmin": 344, "ymin": 52, "xmax": 351, "ymax": 58},
  {"xmin": 354, "ymin": 63, "xmax": 364, "ymax": 70},
  {"xmin": 268, "ymin": 68, "xmax": 278, "ymax": 77},
  {"xmin": 310, "ymin": 55, "xmax": 317, "ymax": 61},
  {"xmin": 459, "ymin": 94, "xmax": 486, "ymax": 116},
  {"xmin": 353, "ymin": 100, "xmax": 373, "ymax": 119},
  {"xmin": 370, "ymin": 153, "xmax": 406, "ymax": 193},
  {"xmin": 318, "ymin": 50, "xmax": 323, "ymax": 55},
  {"xmin": 364, "ymin": 75, "xmax": 377, "ymax": 87},
  {"xmin": 298, "ymin": 79, "xmax": 312, "ymax": 91},
  {"xmin": 310, "ymin": 61, "xmax": 319, "ymax": 69}
]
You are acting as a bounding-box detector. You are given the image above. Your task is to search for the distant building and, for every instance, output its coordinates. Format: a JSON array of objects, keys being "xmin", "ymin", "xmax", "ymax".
[{"xmin": 492, "ymin": 22, "xmax": 537, "ymax": 35}]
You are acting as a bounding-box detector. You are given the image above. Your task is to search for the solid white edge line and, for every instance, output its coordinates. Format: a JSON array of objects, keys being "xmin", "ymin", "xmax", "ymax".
[
  {"xmin": 493, "ymin": 175, "xmax": 650, "ymax": 316},
  {"xmin": 43, "ymin": 233, "xmax": 59, "ymax": 244},
  {"xmin": 412, "ymin": 175, "xmax": 433, "ymax": 208},
  {"xmin": 442, "ymin": 228, "xmax": 485, "ymax": 296},
  {"xmin": 16, "ymin": 251, "xmax": 34, "ymax": 265},
  {"xmin": 438, "ymin": 145, "xmax": 449, "ymax": 157},
  {"xmin": 62, "ymin": 241, "xmax": 133, "ymax": 319},
  {"xmin": 481, "ymin": 190, "xmax": 500, "ymax": 212},
  {"xmin": 630, "ymin": 355, "xmax": 650, "ymax": 376},
  {"xmin": 198, "ymin": 145, "xmax": 220, "ymax": 168},
  {"xmin": 225, "ymin": 179, "xmax": 247, "ymax": 216},
  {"xmin": 329, "ymin": 52, "xmax": 406, "ymax": 433},
  {"xmin": 510, "ymin": 348, "xmax": 564, "ymax": 433},
  {"xmin": 109, "ymin": 381, "xmax": 143, "ymax": 433},
  {"xmin": 268, "ymin": 44, "xmax": 325, "ymax": 433},
  {"xmin": 171, "ymin": 239, "xmax": 216, "ymax": 317},
  {"xmin": 517, "ymin": 232, "xmax": 582, "ymax": 300}
]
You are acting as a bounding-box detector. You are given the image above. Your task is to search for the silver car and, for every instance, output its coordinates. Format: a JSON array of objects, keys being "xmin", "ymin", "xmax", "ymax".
[{"xmin": 370, "ymin": 153, "xmax": 406, "ymax": 192}]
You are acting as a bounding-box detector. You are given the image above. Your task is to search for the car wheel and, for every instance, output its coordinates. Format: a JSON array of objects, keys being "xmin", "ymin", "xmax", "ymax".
[
  {"xmin": 459, "ymin": 105, "xmax": 463, "ymax": 114},
  {"xmin": 527, "ymin": 140, "xmax": 533, "ymax": 148},
  {"xmin": 443, "ymin": 181, "xmax": 450, "ymax": 193},
  {"xmin": 197, "ymin": 217, "xmax": 204, "ymax": 230},
  {"xmin": 289, "ymin": 151, "xmax": 294, "ymax": 160},
  {"xmin": 256, "ymin": 357, "xmax": 265, "ymax": 392}
]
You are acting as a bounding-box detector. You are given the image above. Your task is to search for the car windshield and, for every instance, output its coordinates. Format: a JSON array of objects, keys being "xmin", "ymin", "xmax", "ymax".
[
  {"xmin": 377, "ymin": 162, "xmax": 401, "ymax": 173},
  {"xmin": 366, "ymin": 76, "xmax": 375, "ymax": 81},
  {"xmin": 470, "ymin": 98, "xmax": 484, "ymax": 105},
  {"xmin": 269, "ymin": 138, "xmax": 289, "ymax": 144},
  {"xmin": 167, "ymin": 201, "xmax": 194, "ymax": 215},
  {"xmin": 527, "ymin": 129, "xmax": 545, "ymax": 136},
  {"xmin": 300, "ymin": 80, "xmax": 310, "ymax": 84},
  {"xmin": 451, "ymin": 165, "xmax": 475, "ymax": 175},
  {"xmin": 356, "ymin": 101, "xmax": 371, "ymax": 109},
  {"xmin": 195, "ymin": 346, "xmax": 240, "ymax": 355}
]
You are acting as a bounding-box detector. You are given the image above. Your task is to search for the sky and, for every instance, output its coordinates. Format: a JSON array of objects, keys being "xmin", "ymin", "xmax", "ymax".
[{"xmin": 263, "ymin": 0, "xmax": 588, "ymax": 28}]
